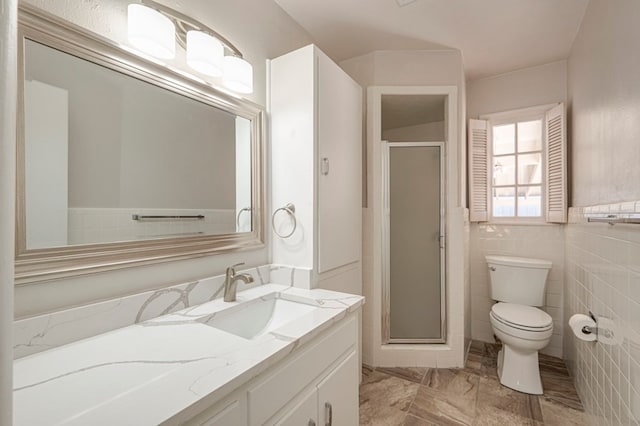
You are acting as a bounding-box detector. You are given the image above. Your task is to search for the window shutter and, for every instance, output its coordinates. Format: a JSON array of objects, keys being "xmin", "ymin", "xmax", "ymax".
[
  {"xmin": 545, "ymin": 103, "xmax": 567, "ymax": 223},
  {"xmin": 468, "ymin": 119, "xmax": 489, "ymax": 222}
]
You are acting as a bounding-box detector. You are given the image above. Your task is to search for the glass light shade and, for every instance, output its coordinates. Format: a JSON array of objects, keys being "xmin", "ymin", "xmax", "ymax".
[
  {"xmin": 186, "ymin": 31, "xmax": 224, "ymax": 77},
  {"xmin": 223, "ymin": 56, "xmax": 253, "ymax": 94},
  {"xmin": 127, "ymin": 4, "xmax": 175, "ymax": 59}
]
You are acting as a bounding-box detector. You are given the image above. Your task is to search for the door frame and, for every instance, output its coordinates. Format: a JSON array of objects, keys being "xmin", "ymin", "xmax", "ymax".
[
  {"xmin": 382, "ymin": 141, "xmax": 446, "ymax": 344},
  {"xmin": 366, "ymin": 84, "xmax": 464, "ymax": 368}
]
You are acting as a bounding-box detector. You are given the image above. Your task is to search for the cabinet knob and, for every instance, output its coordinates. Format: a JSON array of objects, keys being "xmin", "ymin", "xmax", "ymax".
[
  {"xmin": 321, "ymin": 157, "xmax": 330, "ymax": 176},
  {"xmin": 325, "ymin": 402, "xmax": 333, "ymax": 426},
  {"xmin": 308, "ymin": 420, "xmax": 316, "ymax": 426}
]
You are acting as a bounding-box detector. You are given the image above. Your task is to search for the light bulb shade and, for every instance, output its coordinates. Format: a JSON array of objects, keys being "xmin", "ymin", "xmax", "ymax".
[
  {"xmin": 186, "ymin": 31, "xmax": 224, "ymax": 77},
  {"xmin": 127, "ymin": 4, "xmax": 175, "ymax": 59},
  {"xmin": 223, "ymin": 56, "xmax": 253, "ymax": 94}
]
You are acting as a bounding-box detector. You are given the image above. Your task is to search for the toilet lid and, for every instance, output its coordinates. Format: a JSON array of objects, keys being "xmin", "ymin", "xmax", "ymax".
[{"xmin": 491, "ymin": 303, "xmax": 552, "ymax": 330}]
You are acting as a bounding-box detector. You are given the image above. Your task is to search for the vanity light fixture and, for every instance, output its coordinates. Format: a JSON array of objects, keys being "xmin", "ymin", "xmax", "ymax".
[
  {"xmin": 186, "ymin": 30, "xmax": 223, "ymax": 77},
  {"xmin": 127, "ymin": 4, "xmax": 175, "ymax": 59},
  {"xmin": 127, "ymin": 0, "xmax": 253, "ymax": 94},
  {"xmin": 223, "ymin": 56, "xmax": 253, "ymax": 94}
]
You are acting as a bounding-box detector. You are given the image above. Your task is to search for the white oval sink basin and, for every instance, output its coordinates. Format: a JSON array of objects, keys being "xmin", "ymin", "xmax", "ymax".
[{"xmin": 199, "ymin": 294, "xmax": 318, "ymax": 339}]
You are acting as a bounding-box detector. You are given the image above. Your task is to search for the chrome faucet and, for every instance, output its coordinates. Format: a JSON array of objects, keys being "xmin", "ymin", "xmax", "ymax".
[{"xmin": 223, "ymin": 262, "xmax": 254, "ymax": 302}]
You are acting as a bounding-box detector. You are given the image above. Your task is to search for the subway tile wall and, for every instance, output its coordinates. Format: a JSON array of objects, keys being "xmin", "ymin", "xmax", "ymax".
[
  {"xmin": 564, "ymin": 206, "xmax": 640, "ymax": 425},
  {"xmin": 67, "ymin": 208, "xmax": 235, "ymax": 245},
  {"xmin": 469, "ymin": 223, "xmax": 565, "ymax": 358}
]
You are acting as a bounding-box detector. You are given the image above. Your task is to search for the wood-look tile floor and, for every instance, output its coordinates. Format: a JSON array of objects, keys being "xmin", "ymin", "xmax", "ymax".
[{"xmin": 359, "ymin": 341, "xmax": 588, "ymax": 425}]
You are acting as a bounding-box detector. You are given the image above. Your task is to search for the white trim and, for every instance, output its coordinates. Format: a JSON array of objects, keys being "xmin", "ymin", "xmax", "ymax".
[
  {"xmin": 485, "ymin": 108, "xmax": 549, "ymax": 223},
  {"xmin": 479, "ymin": 103, "xmax": 558, "ymax": 122},
  {"xmin": 367, "ymin": 85, "xmax": 463, "ymax": 367},
  {"xmin": 0, "ymin": 0, "xmax": 17, "ymax": 422}
]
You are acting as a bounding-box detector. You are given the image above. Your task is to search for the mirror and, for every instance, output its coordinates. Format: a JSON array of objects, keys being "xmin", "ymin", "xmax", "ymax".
[{"xmin": 16, "ymin": 5, "xmax": 265, "ymax": 284}]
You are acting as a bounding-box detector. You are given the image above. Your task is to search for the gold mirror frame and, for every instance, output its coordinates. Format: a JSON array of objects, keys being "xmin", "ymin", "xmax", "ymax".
[{"xmin": 15, "ymin": 4, "xmax": 265, "ymax": 285}]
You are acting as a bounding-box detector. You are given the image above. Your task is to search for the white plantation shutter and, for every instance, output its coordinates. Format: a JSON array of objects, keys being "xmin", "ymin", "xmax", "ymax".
[
  {"xmin": 545, "ymin": 103, "xmax": 567, "ymax": 223},
  {"xmin": 468, "ymin": 119, "xmax": 489, "ymax": 222}
]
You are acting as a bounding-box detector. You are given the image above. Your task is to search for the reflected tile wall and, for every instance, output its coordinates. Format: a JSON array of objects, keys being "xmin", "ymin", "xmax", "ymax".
[
  {"xmin": 469, "ymin": 223, "xmax": 565, "ymax": 357},
  {"xmin": 13, "ymin": 264, "xmax": 288, "ymax": 359},
  {"xmin": 564, "ymin": 206, "xmax": 640, "ymax": 425},
  {"xmin": 67, "ymin": 208, "xmax": 235, "ymax": 245}
]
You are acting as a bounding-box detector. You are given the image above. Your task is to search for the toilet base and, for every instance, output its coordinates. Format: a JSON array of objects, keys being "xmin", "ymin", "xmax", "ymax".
[{"xmin": 497, "ymin": 345, "xmax": 543, "ymax": 395}]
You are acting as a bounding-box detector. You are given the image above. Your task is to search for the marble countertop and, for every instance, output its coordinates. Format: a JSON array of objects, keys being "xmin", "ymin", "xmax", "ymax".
[{"xmin": 14, "ymin": 284, "xmax": 364, "ymax": 426}]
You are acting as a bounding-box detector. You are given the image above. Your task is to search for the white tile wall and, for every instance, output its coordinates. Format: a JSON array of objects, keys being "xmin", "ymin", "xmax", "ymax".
[
  {"xmin": 469, "ymin": 223, "xmax": 565, "ymax": 357},
  {"xmin": 67, "ymin": 208, "xmax": 235, "ymax": 245},
  {"xmin": 564, "ymin": 206, "xmax": 640, "ymax": 425}
]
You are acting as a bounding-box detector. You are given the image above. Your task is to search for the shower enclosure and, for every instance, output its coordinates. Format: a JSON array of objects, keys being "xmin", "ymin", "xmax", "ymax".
[{"xmin": 382, "ymin": 142, "xmax": 445, "ymax": 343}]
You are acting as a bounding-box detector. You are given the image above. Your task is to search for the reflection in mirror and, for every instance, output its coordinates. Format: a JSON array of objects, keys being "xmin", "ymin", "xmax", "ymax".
[
  {"xmin": 16, "ymin": 5, "xmax": 264, "ymax": 284},
  {"xmin": 23, "ymin": 39, "xmax": 252, "ymax": 249}
]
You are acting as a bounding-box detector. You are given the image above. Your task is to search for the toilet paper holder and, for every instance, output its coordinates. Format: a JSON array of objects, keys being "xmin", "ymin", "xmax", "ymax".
[
  {"xmin": 580, "ymin": 312, "xmax": 598, "ymax": 335},
  {"xmin": 581, "ymin": 311, "xmax": 614, "ymax": 339}
]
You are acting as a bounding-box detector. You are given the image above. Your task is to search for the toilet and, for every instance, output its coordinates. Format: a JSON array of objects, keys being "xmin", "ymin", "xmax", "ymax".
[{"xmin": 486, "ymin": 255, "xmax": 553, "ymax": 395}]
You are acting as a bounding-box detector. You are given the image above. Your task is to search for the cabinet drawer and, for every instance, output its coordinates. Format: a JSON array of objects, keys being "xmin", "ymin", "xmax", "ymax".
[{"xmin": 248, "ymin": 315, "xmax": 357, "ymax": 425}]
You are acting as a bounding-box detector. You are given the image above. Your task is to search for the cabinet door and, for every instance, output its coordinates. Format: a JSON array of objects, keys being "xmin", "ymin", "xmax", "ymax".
[
  {"xmin": 196, "ymin": 399, "xmax": 245, "ymax": 426},
  {"xmin": 317, "ymin": 351, "xmax": 359, "ymax": 426},
  {"xmin": 273, "ymin": 388, "xmax": 318, "ymax": 426},
  {"xmin": 317, "ymin": 50, "xmax": 362, "ymax": 274}
]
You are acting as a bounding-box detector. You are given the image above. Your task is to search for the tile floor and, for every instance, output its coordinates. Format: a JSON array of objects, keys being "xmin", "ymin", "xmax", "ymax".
[{"xmin": 359, "ymin": 341, "xmax": 587, "ymax": 425}]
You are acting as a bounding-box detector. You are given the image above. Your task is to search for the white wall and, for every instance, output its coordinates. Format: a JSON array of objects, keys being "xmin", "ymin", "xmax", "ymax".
[
  {"xmin": 25, "ymin": 40, "xmax": 236, "ymax": 210},
  {"xmin": 382, "ymin": 121, "xmax": 444, "ymax": 142},
  {"xmin": 467, "ymin": 60, "xmax": 567, "ymax": 119},
  {"xmin": 15, "ymin": 0, "xmax": 312, "ymax": 318},
  {"xmin": 568, "ymin": 0, "xmax": 640, "ymax": 207},
  {"xmin": 466, "ymin": 60, "xmax": 568, "ymax": 356},
  {"xmin": 24, "ymin": 80, "xmax": 68, "ymax": 248},
  {"xmin": 341, "ymin": 50, "xmax": 466, "ymax": 367},
  {"xmin": 564, "ymin": 0, "xmax": 640, "ymax": 424},
  {"xmin": 0, "ymin": 0, "xmax": 18, "ymax": 422}
]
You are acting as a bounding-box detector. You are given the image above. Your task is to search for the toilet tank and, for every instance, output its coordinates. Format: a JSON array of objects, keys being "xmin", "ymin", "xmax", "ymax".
[{"xmin": 486, "ymin": 255, "xmax": 552, "ymax": 306}]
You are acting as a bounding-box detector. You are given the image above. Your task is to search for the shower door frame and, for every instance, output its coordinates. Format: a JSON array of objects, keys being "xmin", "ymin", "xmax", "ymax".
[{"xmin": 382, "ymin": 141, "xmax": 446, "ymax": 344}]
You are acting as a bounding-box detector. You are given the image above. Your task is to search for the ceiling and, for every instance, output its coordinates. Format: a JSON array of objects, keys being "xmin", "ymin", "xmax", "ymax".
[{"xmin": 274, "ymin": 0, "xmax": 589, "ymax": 80}]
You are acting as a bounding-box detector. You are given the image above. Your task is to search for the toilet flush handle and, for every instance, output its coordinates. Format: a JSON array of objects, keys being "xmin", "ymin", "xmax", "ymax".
[{"xmin": 489, "ymin": 266, "xmax": 496, "ymax": 271}]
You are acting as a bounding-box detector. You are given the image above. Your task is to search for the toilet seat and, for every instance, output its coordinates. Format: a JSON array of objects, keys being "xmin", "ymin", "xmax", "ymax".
[{"xmin": 490, "ymin": 302, "xmax": 552, "ymax": 332}]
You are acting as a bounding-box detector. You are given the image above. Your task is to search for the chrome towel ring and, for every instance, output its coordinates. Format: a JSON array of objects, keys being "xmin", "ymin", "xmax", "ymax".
[
  {"xmin": 272, "ymin": 203, "xmax": 297, "ymax": 238},
  {"xmin": 236, "ymin": 206, "xmax": 251, "ymax": 228}
]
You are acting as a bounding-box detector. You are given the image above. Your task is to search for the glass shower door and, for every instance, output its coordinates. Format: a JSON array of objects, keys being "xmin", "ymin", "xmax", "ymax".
[{"xmin": 383, "ymin": 142, "xmax": 445, "ymax": 343}]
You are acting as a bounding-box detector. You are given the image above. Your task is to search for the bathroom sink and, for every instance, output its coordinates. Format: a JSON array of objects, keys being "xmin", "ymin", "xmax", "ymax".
[{"xmin": 199, "ymin": 293, "xmax": 319, "ymax": 339}]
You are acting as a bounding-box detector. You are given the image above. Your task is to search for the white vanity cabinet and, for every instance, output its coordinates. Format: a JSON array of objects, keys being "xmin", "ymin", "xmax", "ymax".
[
  {"xmin": 270, "ymin": 44, "xmax": 362, "ymax": 295},
  {"xmin": 272, "ymin": 351, "xmax": 358, "ymax": 426},
  {"xmin": 181, "ymin": 314, "xmax": 359, "ymax": 426}
]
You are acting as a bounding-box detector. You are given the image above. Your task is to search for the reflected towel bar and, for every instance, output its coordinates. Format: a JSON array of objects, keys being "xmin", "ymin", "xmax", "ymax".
[
  {"xmin": 132, "ymin": 214, "xmax": 205, "ymax": 221},
  {"xmin": 587, "ymin": 215, "xmax": 640, "ymax": 225}
]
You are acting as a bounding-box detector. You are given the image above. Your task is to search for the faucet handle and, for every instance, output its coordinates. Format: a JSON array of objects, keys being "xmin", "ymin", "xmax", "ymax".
[{"xmin": 227, "ymin": 262, "xmax": 245, "ymax": 275}]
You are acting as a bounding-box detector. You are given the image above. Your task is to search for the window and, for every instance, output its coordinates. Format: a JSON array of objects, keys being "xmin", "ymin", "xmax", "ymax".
[
  {"xmin": 491, "ymin": 119, "xmax": 543, "ymax": 219},
  {"xmin": 468, "ymin": 104, "xmax": 567, "ymax": 223}
]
